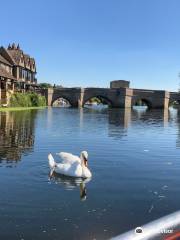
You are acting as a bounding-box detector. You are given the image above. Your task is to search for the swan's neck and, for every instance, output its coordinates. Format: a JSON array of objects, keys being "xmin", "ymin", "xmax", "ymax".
[
  {"xmin": 80, "ymin": 154, "xmax": 87, "ymax": 167},
  {"xmin": 80, "ymin": 154, "xmax": 91, "ymax": 178},
  {"xmin": 81, "ymin": 159, "xmax": 86, "ymax": 169}
]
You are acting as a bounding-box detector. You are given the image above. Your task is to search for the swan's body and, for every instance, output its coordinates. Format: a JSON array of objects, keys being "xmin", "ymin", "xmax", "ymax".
[
  {"xmin": 48, "ymin": 151, "xmax": 92, "ymax": 178},
  {"xmin": 57, "ymin": 152, "xmax": 81, "ymax": 164}
]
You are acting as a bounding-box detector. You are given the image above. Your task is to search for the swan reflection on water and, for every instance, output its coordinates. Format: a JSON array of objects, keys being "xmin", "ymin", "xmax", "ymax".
[{"xmin": 49, "ymin": 171, "xmax": 91, "ymax": 201}]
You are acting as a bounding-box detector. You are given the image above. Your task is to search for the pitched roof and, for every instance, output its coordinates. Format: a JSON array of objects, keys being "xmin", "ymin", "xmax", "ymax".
[
  {"xmin": 0, "ymin": 54, "xmax": 12, "ymax": 66},
  {"xmin": 24, "ymin": 54, "xmax": 30, "ymax": 65},
  {"xmin": 0, "ymin": 66, "xmax": 16, "ymax": 80},
  {"xmin": 0, "ymin": 44, "xmax": 37, "ymax": 72},
  {"xmin": 30, "ymin": 58, "xmax": 35, "ymax": 65},
  {"xmin": 0, "ymin": 47, "xmax": 15, "ymax": 65},
  {"xmin": 7, "ymin": 49, "xmax": 36, "ymax": 70},
  {"xmin": 7, "ymin": 49, "xmax": 23, "ymax": 65}
]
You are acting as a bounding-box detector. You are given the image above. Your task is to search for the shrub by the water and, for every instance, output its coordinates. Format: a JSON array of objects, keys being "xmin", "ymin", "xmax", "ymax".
[
  {"xmin": 30, "ymin": 92, "xmax": 47, "ymax": 107},
  {"xmin": 10, "ymin": 92, "xmax": 46, "ymax": 107}
]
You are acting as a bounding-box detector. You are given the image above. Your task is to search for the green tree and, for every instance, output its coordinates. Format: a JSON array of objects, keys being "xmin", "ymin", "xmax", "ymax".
[
  {"xmin": 38, "ymin": 83, "xmax": 53, "ymax": 88},
  {"xmin": 10, "ymin": 92, "xmax": 46, "ymax": 107}
]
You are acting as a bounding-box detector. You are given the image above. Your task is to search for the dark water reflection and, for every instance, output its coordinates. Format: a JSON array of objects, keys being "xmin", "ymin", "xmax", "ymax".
[
  {"xmin": 50, "ymin": 172, "xmax": 91, "ymax": 201},
  {"xmin": 0, "ymin": 111, "xmax": 37, "ymax": 164},
  {"xmin": 0, "ymin": 107, "xmax": 180, "ymax": 240}
]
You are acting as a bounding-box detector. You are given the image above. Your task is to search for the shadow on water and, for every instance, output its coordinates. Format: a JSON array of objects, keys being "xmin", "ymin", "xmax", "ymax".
[
  {"xmin": 0, "ymin": 110, "xmax": 37, "ymax": 164},
  {"xmin": 132, "ymin": 106, "xmax": 169, "ymax": 123},
  {"xmin": 49, "ymin": 171, "xmax": 91, "ymax": 201},
  {"xmin": 81, "ymin": 106, "xmax": 180, "ymax": 142},
  {"xmin": 86, "ymin": 106, "xmax": 180, "ymax": 149},
  {"xmin": 107, "ymin": 107, "xmax": 170, "ymax": 139},
  {"xmin": 108, "ymin": 108, "xmax": 131, "ymax": 139}
]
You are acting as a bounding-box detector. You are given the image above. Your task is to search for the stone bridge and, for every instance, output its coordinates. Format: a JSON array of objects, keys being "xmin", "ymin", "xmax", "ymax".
[{"xmin": 40, "ymin": 81, "xmax": 180, "ymax": 109}]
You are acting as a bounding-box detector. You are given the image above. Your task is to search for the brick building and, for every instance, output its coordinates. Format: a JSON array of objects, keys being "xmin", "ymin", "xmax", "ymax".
[{"xmin": 0, "ymin": 43, "xmax": 38, "ymax": 105}]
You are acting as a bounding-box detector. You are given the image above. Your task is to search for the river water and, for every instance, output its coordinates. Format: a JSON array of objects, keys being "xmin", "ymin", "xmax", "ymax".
[{"xmin": 0, "ymin": 107, "xmax": 180, "ymax": 240}]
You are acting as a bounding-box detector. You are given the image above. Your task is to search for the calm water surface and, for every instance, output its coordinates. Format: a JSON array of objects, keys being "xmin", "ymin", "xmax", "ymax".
[{"xmin": 0, "ymin": 107, "xmax": 180, "ymax": 240}]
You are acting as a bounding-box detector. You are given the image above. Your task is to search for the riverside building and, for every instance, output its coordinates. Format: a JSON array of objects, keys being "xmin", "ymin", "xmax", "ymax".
[{"xmin": 0, "ymin": 43, "xmax": 38, "ymax": 105}]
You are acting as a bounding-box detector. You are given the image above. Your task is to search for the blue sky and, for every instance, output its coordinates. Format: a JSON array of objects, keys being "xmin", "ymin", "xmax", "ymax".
[{"xmin": 1, "ymin": 0, "xmax": 180, "ymax": 90}]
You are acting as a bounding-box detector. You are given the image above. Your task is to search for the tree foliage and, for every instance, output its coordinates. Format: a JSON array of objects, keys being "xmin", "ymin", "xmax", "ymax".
[
  {"xmin": 10, "ymin": 92, "xmax": 46, "ymax": 107},
  {"xmin": 38, "ymin": 83, "xmax": 53, "ymax": 88}
]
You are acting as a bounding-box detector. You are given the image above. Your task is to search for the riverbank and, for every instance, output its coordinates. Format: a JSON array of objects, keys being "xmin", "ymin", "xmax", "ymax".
[{"xmin": 0, "ymin": 106, "xmax": 46, "ymax": 112}]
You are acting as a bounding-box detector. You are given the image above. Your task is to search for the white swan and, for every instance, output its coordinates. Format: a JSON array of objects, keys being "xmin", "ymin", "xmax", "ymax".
[{"xmin": 48, "ymin": 151, "xmax": 92, "ymax": 178}]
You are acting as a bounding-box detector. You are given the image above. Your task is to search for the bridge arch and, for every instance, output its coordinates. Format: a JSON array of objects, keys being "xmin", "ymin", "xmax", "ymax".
[
  {"xmin": 51, "ymin": 95, "xmax": 74, "ymax": 107},
  {"xmin": 83, "ymin": 95, "xmax": 113, "ymax": 107},
  {"xmin": 169, "ymin": 99, "xmax": 180, "ymax": 107},
  {"xmin": 132, "ymin": 98, "xmax": 152, "ymax": 109}
]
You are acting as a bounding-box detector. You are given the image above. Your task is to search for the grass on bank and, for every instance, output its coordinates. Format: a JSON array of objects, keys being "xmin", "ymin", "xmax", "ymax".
[
  {"xmin": 0, "ymin": 92, "xmax": 47, "ymax": 111},
  {"xmin": 0, "ymin": 106, "xmax": 46, "ymax": 112}
]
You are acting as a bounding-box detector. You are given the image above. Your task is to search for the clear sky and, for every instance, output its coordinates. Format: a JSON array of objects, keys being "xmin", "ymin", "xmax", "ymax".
[{"xmin": 1, "ymin": 0, "xmax": 180, "ymax": 90}]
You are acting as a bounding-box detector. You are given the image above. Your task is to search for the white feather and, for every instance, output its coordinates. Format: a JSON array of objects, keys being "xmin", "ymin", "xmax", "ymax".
[
  {"xmin": 57, "ymin": 152, "xmax": 81, "ymax": 164},
  {"xmin": 55, "ymin": 162, "xmax": 83, "ymax": 177},
  {"xmin": 48, "ymin": 153, "xmax": 56, "ymax": 169}
]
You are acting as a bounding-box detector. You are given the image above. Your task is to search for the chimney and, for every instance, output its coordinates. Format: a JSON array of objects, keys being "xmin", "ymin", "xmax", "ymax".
[
  {"xmin": 12, "ymin": 43, "xmax": 16, "ymax": 49},
  {"xmin": 8, "ymin": 44, "xmax": 11, "ymax": 50}
]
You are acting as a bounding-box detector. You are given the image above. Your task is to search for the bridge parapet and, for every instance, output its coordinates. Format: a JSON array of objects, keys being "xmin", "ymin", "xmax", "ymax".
[
  {"xmin": 132, "ymin": 89, "xmax": 170, "ymax": 108},
  {"xmin": 82, "ymin": 87, "xmax": 133, "ymax": 108},
  {"xmin": 40, "ymin": 88, "xmax": 83, "ymax": 107},
  {"xmin": 151, "ymin": 90, "xmax": 170, "ymax": 109}
]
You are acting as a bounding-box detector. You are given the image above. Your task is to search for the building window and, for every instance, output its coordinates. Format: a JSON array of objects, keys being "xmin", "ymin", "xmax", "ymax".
[{"xmin": 19, "ymin": 68, "xmax": 22, "ymax": 78}]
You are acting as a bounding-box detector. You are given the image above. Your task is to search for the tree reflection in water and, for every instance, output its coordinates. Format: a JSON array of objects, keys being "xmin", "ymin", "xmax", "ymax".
[{"xmin": 0, "ymin": 110, "xmax": 37, "ymax": 164}]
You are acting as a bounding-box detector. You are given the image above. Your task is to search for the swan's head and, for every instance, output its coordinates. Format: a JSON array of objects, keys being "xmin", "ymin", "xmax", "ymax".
[{"xmin": 81, "ymin": 151, "xmax": 88, "ymax": 167}]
